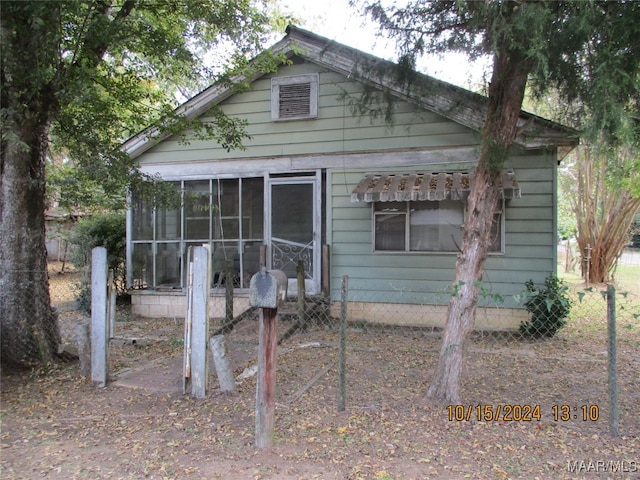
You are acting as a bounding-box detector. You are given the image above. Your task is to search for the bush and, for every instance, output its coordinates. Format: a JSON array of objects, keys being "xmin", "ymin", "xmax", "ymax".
[
  {"xmin": 519, "ymin": 274, "xmax": 572, "ymax": 338},
  {"xmin": 69, "ymin": 213, "xmax": 127, "ymax": 312}
]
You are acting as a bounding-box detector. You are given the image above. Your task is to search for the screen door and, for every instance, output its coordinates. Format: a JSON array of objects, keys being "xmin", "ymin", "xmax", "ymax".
[{"xmin": 269, "ymin": 180, "xmax": 318, "ymax": 294}]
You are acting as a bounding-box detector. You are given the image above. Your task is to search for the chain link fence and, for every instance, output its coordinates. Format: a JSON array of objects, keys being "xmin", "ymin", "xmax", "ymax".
[
  {"xmin": 48, "ymin": 262, "xmax": 89, "ymax": 343},
  {"xmin": 38, "ymin": 255, "xmax": 640, "ymax": 436}
]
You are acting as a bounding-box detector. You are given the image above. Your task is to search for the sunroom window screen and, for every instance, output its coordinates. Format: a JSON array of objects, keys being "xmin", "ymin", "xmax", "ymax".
[{"xmin": 130, "ymin": 178, "xmax": 263, "ymax": 289}]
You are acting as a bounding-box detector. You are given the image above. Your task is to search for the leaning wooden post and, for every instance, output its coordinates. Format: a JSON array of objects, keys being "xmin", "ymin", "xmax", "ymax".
[
  {"xmin": 250, "ymin": 268, "xmax": 287, "ymax": 449},
  {"xmin": 210, "ymin": 334, "xmax": 236, "ymax": 393},
  {"xmin": 91, "ymin": 247, "xmax": 109, "ymax": 387},
  {"xmin": 76, "ymin": 320, "xmax": 91, "ymax": 377}
]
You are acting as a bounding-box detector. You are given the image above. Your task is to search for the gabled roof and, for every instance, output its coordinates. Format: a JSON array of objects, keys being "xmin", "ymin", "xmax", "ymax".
[{"xmin": 123, "ymin": 25, "xmax": 578, "ymax": 160}]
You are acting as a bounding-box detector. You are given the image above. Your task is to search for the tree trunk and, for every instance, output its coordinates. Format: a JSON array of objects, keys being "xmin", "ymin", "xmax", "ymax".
[
  {"xmin": 1, "ymin": 2, "xmax": 63, "ymax": 368},
  {"xmin": 1, "ymin": 121, "xmax": 61, "ymax": 368},
  {"xmin": 427, "ymin": 50, "xmax": 532, "ymax": 404}
]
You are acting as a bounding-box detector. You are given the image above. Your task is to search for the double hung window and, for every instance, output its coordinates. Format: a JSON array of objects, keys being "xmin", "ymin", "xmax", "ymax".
[{"xmin": 373, "ymin": 200, "xmax": 503, "ymax": 253}]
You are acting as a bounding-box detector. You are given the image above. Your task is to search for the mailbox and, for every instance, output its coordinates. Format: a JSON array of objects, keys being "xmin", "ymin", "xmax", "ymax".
[{"xmin": 249, "ymin": 268, "xmax": 288, "ymax": 308}]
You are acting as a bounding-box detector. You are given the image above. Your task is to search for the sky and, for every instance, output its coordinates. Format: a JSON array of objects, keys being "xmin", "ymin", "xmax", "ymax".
[{"xmin": 276, "ymin": 0, "xmax": 492, "ymax": 90}]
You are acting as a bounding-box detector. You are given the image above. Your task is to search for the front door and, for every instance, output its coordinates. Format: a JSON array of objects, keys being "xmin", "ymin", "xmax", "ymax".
[{"xmin": 268, "ymin": 176, "xmax": 320, "ymax": 295}]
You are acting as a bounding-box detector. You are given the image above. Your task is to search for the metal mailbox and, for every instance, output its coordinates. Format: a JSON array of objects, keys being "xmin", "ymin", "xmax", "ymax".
[{"xmin": 249, "ymin": 268, "xmax": 288, "ymax": 309}]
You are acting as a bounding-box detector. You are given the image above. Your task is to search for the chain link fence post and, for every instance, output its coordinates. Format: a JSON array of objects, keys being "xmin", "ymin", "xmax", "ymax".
[
  {"xmin": 607, "ymin": 284, "xmax": 619, "ymax": 437},
  {"xmin": 338, "ymin": 275, "xmax": 348, "ymax": 412}
]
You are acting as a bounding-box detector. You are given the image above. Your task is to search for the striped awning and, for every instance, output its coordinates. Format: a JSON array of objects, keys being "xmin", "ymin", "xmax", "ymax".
[{"xmin": 351, "ymin": 170, "xmax": 520, "ymax": 202}]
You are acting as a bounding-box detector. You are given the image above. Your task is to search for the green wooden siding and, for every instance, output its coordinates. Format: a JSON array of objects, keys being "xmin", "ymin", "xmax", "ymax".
[
  {"xmin": 328, "ymin": 150, "xmax": 558, "ymax": 307},
  {"xmin": 137, "ymin": 61, "xmax": 480, "ymax": 166}
]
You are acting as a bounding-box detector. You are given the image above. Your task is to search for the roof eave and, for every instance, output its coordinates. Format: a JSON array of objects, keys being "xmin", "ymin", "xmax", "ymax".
[{"xmin": 285, "ymin": 26, "xmax": 579, "ymax": 151}]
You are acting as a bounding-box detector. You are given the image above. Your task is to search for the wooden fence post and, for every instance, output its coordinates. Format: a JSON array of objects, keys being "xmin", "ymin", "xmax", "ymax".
[
  {"xmin": 190, "ymin": 246, "xmax": 210, "ymax": 399},
  {"xmin": 91, "ymin": 247, "xmax": 108, "ymax": 387},
  {"xmin": 255, "ymin": 307, "xmax": 278, "ymax": 448}
]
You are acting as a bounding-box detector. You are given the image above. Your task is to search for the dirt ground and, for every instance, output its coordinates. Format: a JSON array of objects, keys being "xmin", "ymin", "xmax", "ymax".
[{"xmin": 1, "ymin": 288, "xmax": 639, "ymax": 479}]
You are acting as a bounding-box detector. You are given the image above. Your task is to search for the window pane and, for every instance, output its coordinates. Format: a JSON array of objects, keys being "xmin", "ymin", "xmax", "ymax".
[
  {"xmin": 157, "ymin": 206, "xmax": 181, "ymax": 240},
  {"xmin": 131, "ymin": 243, "xmax": 153, "ymax": 288},
  {"xmin": 214, "ymin": 179, "xmax": 239, "ymax": 216},
  {"xmin": 375, "ymin": 213, "xmax": 406, "ymax": 250},
  {"xmin": 220, "ymin": 218, "xmax": 240, "ymax": 239},
  {"xmin": 410, "ymin": 200, "xmax": 463, "ymax": 251},
  {"xmin": 131, "ymin": 192, "xmax": 153, "ymax": 240},
  {"xmin": 156, "ymin": 243, "xmax": 181, "ymax": 287},
  {"xmin": 184, "ymin": 180, "xmax": 210, "ymax": 240},
  {"xmin": 489, "ymin": 211, "xmax": 503, "ymax": 252},
  {"xmin": 241, "ymin": 241, "xmax": 262, "ymax": 288},
  {"xmin": 213, "ymin": 179, "xmax": 239, "ymax": 240},
  {"xmin": 211, "ymin": 241, "xmax": 240, "ymax": 287},
  {"xmin": 156, "ymin": 182, "xmax": 181, "ymax": 240},
  {"xmin": 242, "ymin": 177, "xmax": 264, "ymax": 239}
]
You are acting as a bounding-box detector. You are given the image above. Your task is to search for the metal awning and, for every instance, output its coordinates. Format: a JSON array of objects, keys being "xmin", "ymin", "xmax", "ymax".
[{"xmin": 351, "ymin": 170, "xmax": 521, "ymax": 202}]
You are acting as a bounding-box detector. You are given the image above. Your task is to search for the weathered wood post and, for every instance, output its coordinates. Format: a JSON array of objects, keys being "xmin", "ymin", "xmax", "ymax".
[
  {"xmin": 190, "ymin": 246, "xmax": 210, "ymax": 399},
  {"xmin": 91, "ymin": 247, "xmax": 108, "ymax": 387},
  {"xmin": 210, "ymin": 334, "xmax": 236, "ymax": 393},
  {"xmin": 255, "ymin": 306, "xmax": 278, "ymax": 448},
  {"xmin": 76, "ymin": 320, "xmax": 91, "ymax": 377},
  {"xmin": 249, "ymin": 268, "xmax": 288, "ymax": 449}
]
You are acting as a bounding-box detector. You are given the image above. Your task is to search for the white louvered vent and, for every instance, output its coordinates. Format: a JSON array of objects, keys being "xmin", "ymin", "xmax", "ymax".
[
  {"xmin": 279, "ymin": 82, "xmax": 311, "ymax": 118},
  {"xmin": 271, "ymin": 74, "xmax": 318, "ymax": 121}
]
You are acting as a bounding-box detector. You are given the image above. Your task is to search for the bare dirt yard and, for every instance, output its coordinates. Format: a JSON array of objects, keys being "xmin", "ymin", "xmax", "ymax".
[{"xmin": 1, "ymin": 268, "xmax": 639, "ymax": 480}]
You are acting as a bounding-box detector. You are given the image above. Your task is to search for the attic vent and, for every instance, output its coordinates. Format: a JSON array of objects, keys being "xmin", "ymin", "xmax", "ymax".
[
  {"xmin": 271, "ymin": 74, "xmax": 318, "ymax": 121},
  {"xmin": 279, "ymin": 83, "xmax": 311, "ymax": 118}
]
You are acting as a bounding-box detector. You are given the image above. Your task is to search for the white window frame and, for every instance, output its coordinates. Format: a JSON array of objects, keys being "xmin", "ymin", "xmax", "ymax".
[{"xmin": 271, "ymin": 73, "xmax": 319, "ymax": 121}]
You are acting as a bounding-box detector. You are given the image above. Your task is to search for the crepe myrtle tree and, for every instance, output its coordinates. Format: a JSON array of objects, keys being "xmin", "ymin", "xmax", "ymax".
[
  {"xmin": 0, "ymin": 0, "xmax": 286, "ymax": 368},
  {"xmin": 356, "ymin": 0, "xmax": 640, "ymax": 403}
]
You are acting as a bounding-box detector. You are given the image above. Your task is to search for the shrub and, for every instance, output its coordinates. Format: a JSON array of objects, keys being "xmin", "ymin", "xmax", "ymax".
[
  {"xmin": 68, "ymin": 213, "xmax": 127, "ymax": 312},
  {"xmin": 519, "ymin": 274, "xmax": 572, "ymax": 338}
]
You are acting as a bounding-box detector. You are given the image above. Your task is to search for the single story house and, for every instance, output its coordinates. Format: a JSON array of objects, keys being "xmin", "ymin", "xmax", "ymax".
[{"xmin": 123, "ymin": 26, "xmax": 577, "ymax": 329}]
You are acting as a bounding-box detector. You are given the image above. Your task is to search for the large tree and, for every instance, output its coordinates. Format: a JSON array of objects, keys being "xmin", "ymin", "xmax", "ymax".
[
  {"xmin": 359, "ymin": 0, "xmax": 640, "ymax": 402},
  {"xmin": 0, "ymin": 1, "xmax": 281, "ymax": 368}
]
